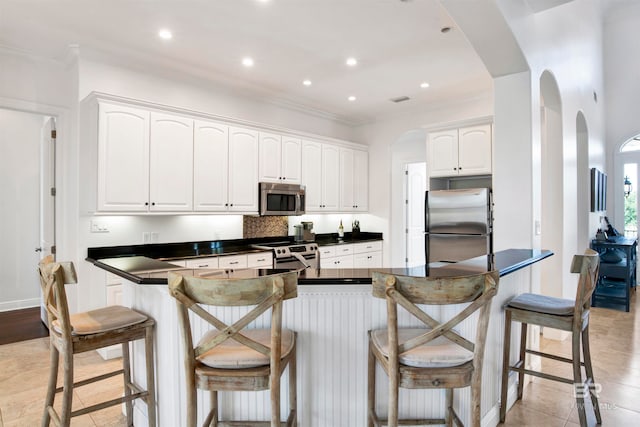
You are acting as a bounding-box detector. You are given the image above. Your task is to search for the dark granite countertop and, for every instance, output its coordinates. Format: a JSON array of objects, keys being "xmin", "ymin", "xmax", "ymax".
[
  {"xmin": 87, "ymin": 232, "xmax": 383, "ymax": 262},
  {"xmin": 87, "ymin": 249, "xmax": 552, "ymax": 286}
]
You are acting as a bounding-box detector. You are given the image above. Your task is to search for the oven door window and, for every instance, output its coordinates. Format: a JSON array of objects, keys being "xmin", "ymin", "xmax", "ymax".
[{"xmin": 266, "ymin": 193, "xmax": 296, "ymax": 212}]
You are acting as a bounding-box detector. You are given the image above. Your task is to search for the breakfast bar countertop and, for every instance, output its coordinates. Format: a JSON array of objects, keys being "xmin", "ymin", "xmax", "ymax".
[{"xmin": 87, "ymin": 248, "xmax": 553, "ymax": 285}]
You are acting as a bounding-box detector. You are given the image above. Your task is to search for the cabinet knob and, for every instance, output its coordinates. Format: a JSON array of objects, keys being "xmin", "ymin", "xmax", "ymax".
[
  {"xmin": 225, "ymin": 203, "xmax": 228, "ymax": 207},
  {"xmin": 230, "ymin": 203, "xmax": 233, "ymax": 207},
  {"xmin": 151, "ymin": 202, "xmax": 155, "ymax": 206},
  {"xmin": 459, "ymin": 167, "xmax": 462, "ymax": 170},
  {"xmin": 145, "ymin": 202, "xmax": 149, "ymax": 206},
  {"xmin": 453, "ymin": 167, "xmax": 457, "ymax": 171}
]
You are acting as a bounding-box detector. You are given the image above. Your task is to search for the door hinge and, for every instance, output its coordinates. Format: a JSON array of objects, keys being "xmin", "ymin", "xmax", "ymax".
[
  {"xmin": 51, "ymin": 130, "xmax": 57, "ymax": 139},
  {"xmin": 51, "ymin": 245, "xmax": 57, "ymax": 255},
  {"xmin": 405, "ymin": 170, "xmax": 408, "ymax": 175},
  {"xmin": 50, "ymin": 187, "xmax": 56, "ymax": 196},
  {"xmin": 405, "ymin": 199, "xmax": 408, "ymax": 204},
  {"xmin": 405, "ymin": 228, "xmax": 409, "ymax": 233},
  {"xmin": 405, "ymin": 257, "xmax": 409, "ymax": 263}
]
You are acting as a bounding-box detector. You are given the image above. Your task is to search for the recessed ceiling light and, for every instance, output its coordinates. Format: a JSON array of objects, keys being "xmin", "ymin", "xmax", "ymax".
[
  {"xmin": 242, "ymin": 57, "xmax": 254, "ymax": 67},
  {"xmin": 346, "ymin": 57, "xmax": 358, "ymax": 67},
  {"xmin": 303, "ymin": 79, "xmax": 312, "ymax": 86},
  {"xmin": 348, "ymin": 95, "xmax": 356, "ymax": 102},
  {"xmin": 420, "ymin": 82, "xmax": 430, "ymax": 89},
  {"xmin": 158, "ymin": 29, "xmax": 173, "ymax": 40}
]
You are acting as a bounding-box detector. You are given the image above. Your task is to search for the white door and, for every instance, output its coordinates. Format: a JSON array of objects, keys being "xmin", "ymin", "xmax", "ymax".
[
  {"xmin": 405, "ymin": 162, "xmax": 426, "ymax": 267},
  {"xmin": 0, "ymin": 109, "xmax": 54, "ymax": 312},
  {"xmin": 40, "ymin": 117, "xmax": 56, "ymax": 260},
  {"xmin": 281, "ymin": 136, "xmax": 302, "ymax": 183},
  {"xmin": 427, "ymin": 129, "xmax": 458, "ymax": 177},
  {"xmin": 193, "ymin": 120, "xmax": 229, "ymax": 211},
  {"xmin": 458, "ymin": 124, "xmax": 492, "ymax": 176},
  {"xmin": 259, "ymin": 132, "xmax": 282, "ymax": 183},
  {"xmin": 149, "ymin": 112, "xmax": 194, "ymax": 211},
  {"xmin": 97, "ymin": 102, "xmax": 150, "ymax": 211},
  {"xmin": 301, "ymin": 140, "xmax": 323, "ymax": 211},
  {"xmin": 228, "ymin": 127, "xmax": 259, "ymax": 212}
]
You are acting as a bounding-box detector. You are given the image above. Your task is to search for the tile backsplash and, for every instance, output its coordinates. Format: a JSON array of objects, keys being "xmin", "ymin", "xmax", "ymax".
[{"xmin": 243, "ymin": 216, "xmax": 289, "ymax": 239}]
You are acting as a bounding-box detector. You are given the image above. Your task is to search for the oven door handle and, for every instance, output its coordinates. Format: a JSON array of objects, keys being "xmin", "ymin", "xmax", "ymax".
[{"xmin": 292, "ymin": 252, "xmax": 311, "ymax": 268}]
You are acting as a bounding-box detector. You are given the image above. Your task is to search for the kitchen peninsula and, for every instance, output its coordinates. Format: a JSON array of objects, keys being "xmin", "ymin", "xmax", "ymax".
[{"xmin": 87, "ymin": 246, "xmax": 551, "ymax": 427}]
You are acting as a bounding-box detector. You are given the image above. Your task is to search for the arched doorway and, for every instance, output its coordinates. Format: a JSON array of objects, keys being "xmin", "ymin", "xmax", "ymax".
[{"xmin": 616, "ymin": 135, "xmax": 640, "ymax": 239}]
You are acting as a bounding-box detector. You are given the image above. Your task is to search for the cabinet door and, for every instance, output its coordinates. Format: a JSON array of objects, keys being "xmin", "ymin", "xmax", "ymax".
[
  {"xmin": 247, "ymin": 252, "xmax": 274, "ymax": 268},
  {"xmin": 427, "ymin": 129, "xmax": 459, "ymax": 177},
  {"xmin": 458, "ymin": 124, "xmax": 492, "ymax": 176},
  {"xmin": 259, "ymin": 132, "xmax": 282, "ymax": 183},
  {"xmin": 185, "ymin": 257, "xmax": 219, "ymax": 269},
  {"xmin": 354, "ymin": 251, "xmax": 383, "ymax": 268},
  {"xmin": 339, "ymin": 148, "xmax": 355, "ymax": 211},
  {"xmin": 97, "ymin": 103, "xmax": 150, "ymax": 211},
  {"xmin": 193, "ymin": 120, "xmax": 229, "ymax": 211},
  {"xmin": 321, "ymin": 144, "xmax": 340, "ymax": 210},
  {"xmin": 228, "ymin": 127, "xmax": 259, "ymax": 212},
  {"xmin": 149, "ymin": 112, "xmax": 193, "ymax": 211},
  {"xmin": 281, "ymin": 136, "xmax": 302, "ymax": 183},
  {"xmin": 353, "ymin": 149, "xmax": 368, "ymax": 211},
  {"xmin": 301, "ymin": 140, "xmax": 323, "ymax": 211},
  {"xmin": 219, "ymin": 254, "xmax": 248, "ymax": 269}
]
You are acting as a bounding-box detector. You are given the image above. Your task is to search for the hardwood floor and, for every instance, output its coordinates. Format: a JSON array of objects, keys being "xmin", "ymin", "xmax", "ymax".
[
  {"xmin": 0, "ymin": 295, "xmax": 638, "ymax": 426},
  {"xmin": 0, "ymin": 307, "xmax": 48, "ymax": 346}
]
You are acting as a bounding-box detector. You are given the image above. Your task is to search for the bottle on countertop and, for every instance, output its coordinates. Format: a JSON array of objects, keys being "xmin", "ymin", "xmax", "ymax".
[{"xmin": 338, "ymin": 220, "xmax": 344, "ymax": 239}]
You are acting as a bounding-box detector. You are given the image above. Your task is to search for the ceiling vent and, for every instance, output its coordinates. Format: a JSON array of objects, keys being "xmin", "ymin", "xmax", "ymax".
[{"xmin": 390, "ymin": 96, "xmax": 411, "ymax": 103}]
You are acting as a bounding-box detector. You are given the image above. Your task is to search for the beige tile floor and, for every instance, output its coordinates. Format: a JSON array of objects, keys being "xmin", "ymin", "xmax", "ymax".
[{"xmin": 0, "ymin": 293, "xmax": 638, "ymax": 426}]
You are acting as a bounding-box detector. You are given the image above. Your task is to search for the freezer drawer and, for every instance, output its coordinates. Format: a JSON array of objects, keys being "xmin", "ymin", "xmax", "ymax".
[{"xmin": 426, "ymin": 233, "xmax": 490, "ymax": 263}]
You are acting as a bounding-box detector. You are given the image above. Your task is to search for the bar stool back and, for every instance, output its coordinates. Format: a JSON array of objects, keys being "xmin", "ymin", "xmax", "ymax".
[
  {"xmin": 499, "ymin": 249, "xmax": 601, "ymax": 426},
  {"xmin": 368, "ymin": 270, "xmax": 499, "ymax": 427},
  {"xmin": 38, "ymin": 256, "xmax": 156, "ymax": 426},
  {"xmin": 168, "ymin": 270, "xmax": 298, "ymax": 427}
]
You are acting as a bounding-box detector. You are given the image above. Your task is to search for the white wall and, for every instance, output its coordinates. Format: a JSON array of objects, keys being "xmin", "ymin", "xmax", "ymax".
[{"xmin": 604, "ymin": 3, "xmax": 640, "ymax": 228}]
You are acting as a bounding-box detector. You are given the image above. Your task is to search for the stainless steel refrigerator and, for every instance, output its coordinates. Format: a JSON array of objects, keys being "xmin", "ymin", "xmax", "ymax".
[{"xmin": 425, "ymin": 188, "xmax": 493, "ymax": 263}]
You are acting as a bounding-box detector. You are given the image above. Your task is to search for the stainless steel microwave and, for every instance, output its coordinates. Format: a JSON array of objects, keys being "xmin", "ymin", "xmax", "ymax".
[{"xmin": 259, "ymin": 182, "xmax": 306, "ymax": 216}]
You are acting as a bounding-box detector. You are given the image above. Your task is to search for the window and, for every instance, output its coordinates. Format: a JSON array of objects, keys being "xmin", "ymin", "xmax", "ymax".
[{"xmin": 620, "ymin": 136, "xmax": 640, "ymax": 152}]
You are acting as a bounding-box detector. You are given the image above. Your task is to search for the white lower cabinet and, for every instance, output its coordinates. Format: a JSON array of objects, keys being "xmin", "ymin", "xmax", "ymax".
[
  {"xmin": 185, "ymin": 257, "xmax": 219, "ymax": 269},
  {"xmin": 321, "ymin": 241, "xmax": 383, "ymax": 269},
  {"xmin": 247, "ymin": 252, "xmax": 274, "ymax": 268},
  {"xmin": 218, "ymin": 254, "xmax": 248, "ymax": 269}
]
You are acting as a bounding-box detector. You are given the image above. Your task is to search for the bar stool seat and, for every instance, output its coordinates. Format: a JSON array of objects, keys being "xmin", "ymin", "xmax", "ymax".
[
  {"xmin": 38, "ymin": 256, "xmax": 156, "ymax": 427},
  {"xmin": 500, "ymin": 250, "xmax": 601, "ymax": 427}
]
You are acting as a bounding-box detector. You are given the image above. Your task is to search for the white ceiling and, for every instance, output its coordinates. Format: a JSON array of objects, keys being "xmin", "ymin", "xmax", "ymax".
[{"xmin": 0, "ymin": 0, "xmax": 495, "ymax": 124}]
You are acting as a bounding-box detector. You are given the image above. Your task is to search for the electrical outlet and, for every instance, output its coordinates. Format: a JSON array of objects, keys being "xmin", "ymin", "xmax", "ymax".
[
  {"xmin": 90, "ymin": 220, "xmax": 109, "ymax": 233},
  {"xmin": 142, "ymin": 232, "xmax": 151, "ymax": 244}
]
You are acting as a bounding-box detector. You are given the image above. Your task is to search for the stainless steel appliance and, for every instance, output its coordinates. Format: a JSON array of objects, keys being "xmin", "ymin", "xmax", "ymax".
[
  {"xmin": 293, "ymin": 221, "xmax": 315, "ymax": 242},
  {"xmin": 425, "ymin": 188, "xmax": 492, "ymax": 263},
  {"xmin": 259, "ymin": 182, "xmax": 306, "ymax": 216},
  {"xmin": 251, "ymin": 241, "xmax": 319, "ymax": 269}
]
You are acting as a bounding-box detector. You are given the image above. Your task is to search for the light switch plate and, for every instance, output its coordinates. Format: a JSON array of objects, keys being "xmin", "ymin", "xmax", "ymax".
[{"xmin": 90, "ymin": 220, "xmax": 109, "ymax": 233}]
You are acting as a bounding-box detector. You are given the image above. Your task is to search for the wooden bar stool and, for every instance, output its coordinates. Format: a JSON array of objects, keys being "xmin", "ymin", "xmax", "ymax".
[
  {"xmin": 499, "ymin": 250, "xmax": 601, "ymax": 426},
  {"xmin": 168, "ymin": 270, "xmax": 298, "ymax": 427},
  {"xmin": 368, "ymin": 270, "xmax": 499, "ymax": 427},
  {"xmin": 38, "ymin": 256, "xmax": 156, "ymax": 427}
]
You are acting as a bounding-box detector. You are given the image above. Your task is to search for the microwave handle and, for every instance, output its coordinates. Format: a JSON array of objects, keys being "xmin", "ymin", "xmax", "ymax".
[{"xmin": 296, "ymin": 193, "xmax": 301, "ymax": 212}]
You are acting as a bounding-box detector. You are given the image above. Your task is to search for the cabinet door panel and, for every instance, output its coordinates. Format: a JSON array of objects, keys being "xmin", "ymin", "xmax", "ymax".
[
  {"xmin": 149, "ymin": 112, "xmax": 193, "ymax": 211},
  {"xmin": 98, "ymin": 103, "xmax": 150, "ymax": 211},
  {"xmin": 229, "ymin": 127, "xmax": 259, "ymax": 212},
  {"xmin": 302, "ymin": 140, "xmax": 323, "ymax": 211},
  {"xmin": 458, "ymin": 124, "xmax": 492, "ymax": 176},
  {"xmin": 281, "ymin": 136, "xmax": 302, "ymax": 183},
  {"xmin": 321, "ymin": 145, "xmax": 340, "ymax": 210},
  {"xmin": 427, "ymin": 129, "xmax": 458, "ymax": 177},
  {"xmin": 194, "ymin": 120, "xmax": 229, "ymax": 211},
  {"xmin": 353, "ymin": 149, "xmax": 368, "ymax": 211},
  {"xmin": 339, "ymin": 148, "xmax": 355, "ymax": 211},
  {"xmin": 259, "ymin": 132, "xmax": 282, "ymax": 183}
]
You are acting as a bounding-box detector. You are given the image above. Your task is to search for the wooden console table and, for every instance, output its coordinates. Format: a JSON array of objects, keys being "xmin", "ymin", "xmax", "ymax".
[{"xmin": 590, "ymin": 237, "xmax": 637, "ymax": 312}]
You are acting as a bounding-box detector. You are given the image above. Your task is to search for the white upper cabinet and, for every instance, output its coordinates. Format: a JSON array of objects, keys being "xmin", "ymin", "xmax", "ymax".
[
  {"xmin": 149, "ymin": 112, "xmax": 194, "ymax": 211},
  {"xmin": 259, "ymin": 132, "xmax": 301, "ymax": 184},
  {"xmin": 98, "ymin": 102, "xmax": 150, "ymax": 212},
  {"xmin": 427, "ymin": 124, "xmax": 492, "ymax": 178},
  {"xmin": 193, "ymin": 120, "xmax": 229, "ymax": 211},
  {"xmin": 339, "ymin": 148, "xmax": 368, "ymax": 211},
  {"xmin": 301, "ymin": 140, "xmax": 323, "ymax": 210},
  {"xmin": 228, "ymin": 127, "xmax": 259, "ymax": 212},
  {"xmin": 458, "ymin": 124, "xmax": 492, "ymax": 176},
  {"xmin": 302, "ymin": 141, "xmax": 340, "ymax": 211},
  {"xmin": 281, "ymin": 136, "xmax": 302, "ymax": 183}
]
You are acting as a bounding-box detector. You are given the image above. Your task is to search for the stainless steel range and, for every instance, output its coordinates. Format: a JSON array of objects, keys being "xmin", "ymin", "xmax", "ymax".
[{"xmin": 251, "ymin": 241, "xmax": 319, "ymax": 270}]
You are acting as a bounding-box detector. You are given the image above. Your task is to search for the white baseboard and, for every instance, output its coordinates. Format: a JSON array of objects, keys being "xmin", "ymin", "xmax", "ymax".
[
  {"xmin": 542, "ymin": 327, "xmax": 570, "ymax": 341},
  {"xmin": 482, "ymin": 372, "xmax": 520, "ymax": 427},
  {"xmin": 97, "ymin": 344, "xmax": 123, "ymax": 360},
  {"xmin": 0, "ymin": 298, "xmax": 40, "ymax": 312}
]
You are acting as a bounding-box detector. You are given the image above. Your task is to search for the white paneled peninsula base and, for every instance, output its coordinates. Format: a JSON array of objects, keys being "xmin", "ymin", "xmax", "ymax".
[{"xmin": 110, "ymin": 250, "xmax": 551, "ymax": 427}]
